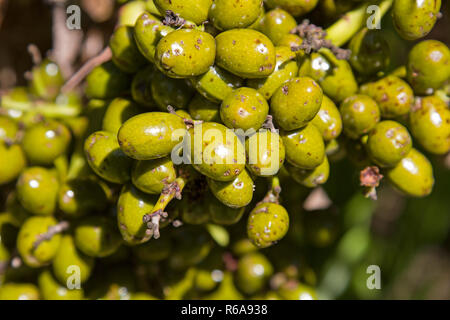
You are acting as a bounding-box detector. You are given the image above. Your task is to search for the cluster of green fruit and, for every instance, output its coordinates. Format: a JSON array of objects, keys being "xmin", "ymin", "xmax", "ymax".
[{"xmin": 0, "ymin": 0, "xmax": 449, "ymax": 300}]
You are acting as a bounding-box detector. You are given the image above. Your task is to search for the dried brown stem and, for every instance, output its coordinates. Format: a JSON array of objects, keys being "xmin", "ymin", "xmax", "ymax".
[
  {"xmin": 262, "ymin": 115, "xmax": 277, "ymax": 133},
  {"xmin": 360, "ymin": 166, "xmax": 383, "ymax": 200},
  {"xmin": 27, "ymin": 44, "xmax": 42, "ymax": 65},
  {"xmin": 162, "ymin": 10, "xmax": 186, "ymax": 28},
  {"xmin": 291, "ymin": 19, "xmax": 351, "ymax": 60},
  {"xmin": 32, "ymin": 221, "xmax": 70, "ymax": 251},
  {"xmin": 167, "ymin": 105, "xmax": 201, "ymax": 129},
  {"xmin": 61, "ymin": 47, "xmax": 112, "ymax": 93},
  {"xmin": 47, "ymin": 0, "xmax": 84, "ymax": 77}
]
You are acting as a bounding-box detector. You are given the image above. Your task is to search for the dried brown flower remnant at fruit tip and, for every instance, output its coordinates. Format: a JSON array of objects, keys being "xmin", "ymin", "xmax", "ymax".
[
  {"xmin": 162, "ymin": 10, "xmax": 186, "ymax": 28},
  {"xmin": 360, "ymin": 166, "xmax": 383, "ymax": 187},
  {"xmin": 143, "ymin": 210, "xmax": 169, "ymax": 240},
  {"xmin": 262, "ymin": 115, "xmax": 277, "ymax": 133},
  {"xmin": 291, "ymin": 20, "xmax": 351, "ymax": 60},
  {"xmin": 162, "ymin": 180, "xmax": 183, "ymax": 200},
  {"xmin": 360, "ymin": 166, "xmax": 383, "ymax": 200},
  {"xmin": 172, "ymin": 220, "xmax": 183, "ymax": 228},
  {"xmin": 167, "ymin": 105, "xmax": 201, "ymax": 129},
  {"xmin": 258, "ymin": 182, "xmax": 281, "ymax": 205},
  {"xmin": 223, "ymin": 252, "xmax": 238, "ymax": 272}
]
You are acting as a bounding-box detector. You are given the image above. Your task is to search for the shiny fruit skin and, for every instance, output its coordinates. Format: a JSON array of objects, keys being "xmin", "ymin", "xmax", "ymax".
[
  {"xmin": 360, "ymin": 75, "xmax": 413, "ymax": 119},
  {"xmin": 134, "ymin": 12, "xmax": 174, "ymax": 64},
  {"xmin": 86, "ymin": 61, "xmax": 131, "ymax": 99},
  {"xmin": 0, "ymin": 142, "xmax": 26, "ymax": 186},
  {"xmin": 409, "ymin": 95, "xmax": 450, "ymax": 155},
  {"xmin": 245, "ymin": 130, "xmax": 285, "ymax": 177},
  {"xmin": 58, "ymin": 178, "xmax": 108, "ymax": 218},
  {"xmin": 392, "ymin": 0, "xmax": 441, "ymax": 41},
  {"xmin": 154, "ymin": 0, "xmax": 212, "ymax": 25},
  {"xmin": 74, "ymin": 216, "xmax": 122, "ymax": 258},
  {"xmin": 298, "ymin": 49, "xmax": 358, "ymax": 103},
  {"xmin": 16, "ymin": 167, "xmax": 59, "ymax": 216},
  {"xmin": 386, "ymin": 149, "xmax": 434, "ymax": 197},
  {"xmin": 0, "ymin": 283, "xmax": 40, "ymax": 300},
  {"xmin": 155, "ymin": 29, "xmax": 216, "ymax": 78},
  {"xmin": 311, "ymin": 95, "xmax": 343, "ymax": 141},
  {"xmin": 22, "ymin": 120, "xmax": 71, "ymax": 166},
  {"xmin": 117, "ymin": 112, "xmax": 186, "ymax": 160},
  {"xmin": 52, "ymin": 235, "xmax": 94, "ymax": 285},
  {"xmin": 84, "ymin": 131, "xmax": 133, "ymax": 184},
  {"xmin": 38, "ymin": 269, "xmax": 84, "ymax": 300},
  {"xmin": 406, "ymin": 40, "xmax": 450, "ymax": 95},
  {"xmin": 215, "ymin": 29, "xmax": 276, "ymax": 79},
  {"xmin": 207, "ymin": 169, "xmax": 254, "ymax": 208},
  {"xmin": 102, "ymin": 98, "xmax": 142, "ymax": 135},
  {"xmin": 209, "ymin": 0, "xmax": 262, "ymax": 31},
  {"xmin": 109, "ymin": 25, "xmax": 147, "ymax": 73},
  {"xmin": 17, "ymin": 216, "xmax": 61, "ymax": 268},
  {"xmin": 247, "ymin": 46, "xmax": 299, "ymax": 100},
  {"xmin": 265, "ymin": 0, "xmax": 319, "ymax": 17},
  {"xmin": 190, "ymin": 65, "xmax": 243, "ymax": 103},
  {"xmin": 189, "ymin": 122, "xmax": 246, "ymax": 182},
  {"xmin": 286, "ymin": 156, "xmax": 330, "ymax": 188},
  {"xmin": 281, "ymin": 123, "xmax": 325, "ymax": 170},
  {"xmin": 132, "ymin": 157, "xmax": 177, "ymax": 195},
  {"xmin": 247, "ymin": 202, "xmax": 289, "ymax": 248},
  {"xmin": 366, "ymin": 120, "xmax": 412, "ymax": 168},
  {"xmin": 220, "ymin": 87, "xmax": 269, "ymax": 131},
  {"xmin": 258, "ymin": 8, "xmax": 297, "ymax": 45},
  {"xmin": 270, "ymin": 77, "xmax": 323, "ymax": 131},
  {"xmin": 117, "ymin": 184, "xmax": 158, "ymax": 245},
  {"xmin": 235, "ymin": 252, "xmax": 273, "ymax": 295},
  {"xmin": 188, "ymin": 93, "xmax": 221, "ymax": 122},
  {"xmin": 339, "ymin": 94, "xmax": 380, "ymax": 140}
]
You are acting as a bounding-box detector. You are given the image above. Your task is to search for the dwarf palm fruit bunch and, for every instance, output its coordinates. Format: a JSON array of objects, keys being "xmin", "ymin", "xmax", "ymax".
[{"xmin": 0, "ymin": 0, "xmax": 448, "ymax": 300}]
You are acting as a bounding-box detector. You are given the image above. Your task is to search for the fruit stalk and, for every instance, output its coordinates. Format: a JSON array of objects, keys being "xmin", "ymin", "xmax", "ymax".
[
  {"xmin": 32, "ymin": 221, "xmax": 70, "ymax": 251},
  {"xmin": 260, "ymin": 175, "xmax": 282, "ymax": 204},
  {"xmin": 61, "ymin": 47, "xmax": 112, "ymax": 93},
  {"xmin": 143, "ymin": 176, "xmax": 188, "ymax": 239},
  {"xmin": 326, "ymin": 0, "xmax": 393, "ymax": 47},
  {"xmin": 0, "ymin": 95, "xmax": 81, "ymax": 118}
]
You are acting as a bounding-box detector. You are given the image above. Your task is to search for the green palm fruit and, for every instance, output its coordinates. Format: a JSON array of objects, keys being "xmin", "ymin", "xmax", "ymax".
[{"xmin": 247, "ymin": 202, "xmax": 289, "ymax": 248}]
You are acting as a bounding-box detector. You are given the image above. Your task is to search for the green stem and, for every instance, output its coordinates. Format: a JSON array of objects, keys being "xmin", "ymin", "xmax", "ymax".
[
  {"xmin": 143, "ymin": 176, "xmax": 188, "ymax": 239},
  {"xmin": 435, "ymin": 90, "xmax": 449, "ymax": 105},
  {"xmin": 326, "ymin": 0, "xmax": 393, "ymax": 47},
  {"xmin": 388, "ymin": 65, "xmax": 407, "ymax": 78},
  {"xmin": 53, "ymin": 155, "xmax": 68, "ymax": 184},
  {"xmin": 67, "ymin": 141, "xmax": 91, "ymax": 180},
  {"xmin": 270, "ymin": 175, "xmax": 281, "ymax": 193},
  {"xmin": 260, "ymin": 175, "xmax": 281, "ymax": 204},
  {"xmin": 1, "ymin": 95, "xmax": 81, "ymax": 118}
]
